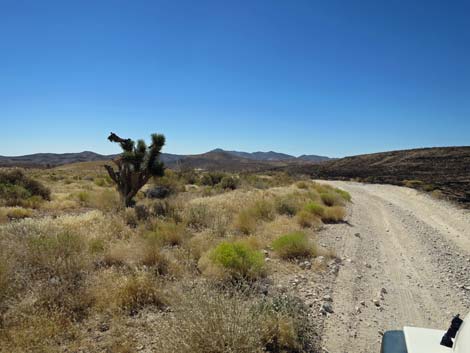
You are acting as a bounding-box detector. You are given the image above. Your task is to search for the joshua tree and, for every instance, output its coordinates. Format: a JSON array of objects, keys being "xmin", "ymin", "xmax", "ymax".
[{"xmin": 105, "ymin": 132, "xmax": 165, "ymax": 207}]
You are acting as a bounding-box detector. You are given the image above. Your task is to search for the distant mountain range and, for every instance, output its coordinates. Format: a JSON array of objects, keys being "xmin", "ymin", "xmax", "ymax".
[
  {"xmin": 0, "ymin": 149, "xmax": 332, "ymax": 168},
  {"xmin": 209, "ymin": 149, "xmax": 331, "ymax": 162}
]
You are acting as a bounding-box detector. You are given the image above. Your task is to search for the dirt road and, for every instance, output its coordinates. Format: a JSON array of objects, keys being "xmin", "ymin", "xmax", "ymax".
[{"xmin": 316, "ymin": 181, "xmax": 470, "ymax": 353}]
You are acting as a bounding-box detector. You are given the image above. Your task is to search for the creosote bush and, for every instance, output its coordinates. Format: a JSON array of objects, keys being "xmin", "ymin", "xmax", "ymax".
[{"xmin": 272, "ymin": 231, "xmax": 316, "ymax": 259}]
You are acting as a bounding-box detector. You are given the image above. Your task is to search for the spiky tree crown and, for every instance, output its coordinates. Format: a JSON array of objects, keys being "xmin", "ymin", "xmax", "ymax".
[{"xmin": 105, "ymin": 132, "xmax": 165, "ymax": 207}]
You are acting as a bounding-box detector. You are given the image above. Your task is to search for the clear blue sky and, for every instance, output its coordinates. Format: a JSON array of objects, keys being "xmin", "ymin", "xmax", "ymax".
[{"xmin": 1, "ymin": 0, "xmax": 469, "ymax": 157}]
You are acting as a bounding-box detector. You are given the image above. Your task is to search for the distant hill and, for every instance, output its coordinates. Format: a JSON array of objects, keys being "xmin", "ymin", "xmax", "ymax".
[
  {"xmin": 309, "ymin": 146, "xmax": 470, "ymax": 205},
  {"xmin": 0, "ymin": 148, "xmax": 330, "ymax": 168},
  {"xmin": 0, "ymin": 151, "xmax": 185, "ymax": 168},
  {"xmin": 210, "ymin": 148, "xmax": 332, "ymax": 162},
  {"xmin": 297, "ymin": 154, "xmax": 333, "ymax": 163}
]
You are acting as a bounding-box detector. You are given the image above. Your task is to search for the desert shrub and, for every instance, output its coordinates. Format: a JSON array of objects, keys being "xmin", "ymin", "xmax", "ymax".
[
  {"xmin": 296, "ymin": 181, "xmax": 309, "ymax": 189},
  {"xmin": 296, "ymin": 210, "xmax": 319, "ymax": 228},
  {"xmin": 88, "ymin": 237, "xmax": 106, "ymax": 254},
  {"xmin": 90, "ymin": 189, "xmax": 120, "ymax": 211},
  {"xmin": 272, "ymin": 231, "xmax": 316, "ymax": 259},
  {"xmin": 235, "ymin": 208, "xmax": 258, "ymax": 235},
  {"xmin": 155, "ymin": 285, "xmax": 315, "ymax": 353},
  {"xmin": 22, "ymin": 231, "xmax": 92, "ymax": 318},
  {"xmin": 123, "ymin": 207, "xmax": 138, "ymax": 227},
  {"xmin": 1, "ymin": 207, "xmax": 33, "ymax": 221},
  {"xmin": 304, "ymin": 201, "xmax": 325, "ymax": 217},
  {"xmin": 116, "ymin": 274, "xmax": 166, "ymax": 314},
  {"xmin": 0, "ymin": 309, "xmax": 76, "ymax": 353},
  {"xmin": 136, "ymin": 237, "xmax": 170, "ymax": 275},
  {"xmin": 186, "ymin": 232, "xmax": 219, "ymax": 261},
  {"xmin": 259, "ymin": 294, "xmax": 316, "ymax": 353},
  {"xmin": 155, "ymin": 285, "xmax": 267, "ymax": 353},
  {"xmin": 334, "ymin": 188, "xmax": 351, "ymax": 202},
  {"xmin": 94, "ymin": 177, "xmax": 108, "ymax": 187},
  {"xmin": 184, "ymin": 203, "xmax": 212, "ymax": 230},
  {"xmin": 0, "ymin": 170, "xmax": 50, "ymax": 206},
  {"xmin": 179, "ymin": 170, "xmax": 198, "ymax": 185},
  {"xmin": 0, "ymin": 251, "xmax": 14, "ymax": 316},
  {"xmin": 274, "ymin": 195, "xmax": 300, "ymax": 216},
  {"xmin": 145, "ymin": 185, "xmax": 171, "ymax": 199},
  {"xmin": 134, "ymin": 204, "xmax": 149, "ymax": 220},
  {"xmin": 103, "ymin": 241, "xmax": 131, "ymax": 267},
  {"xmin": 422, "ymin": 183, "xmax": 437, "ymax": 192},
  {"xmin": 76, "ymin": 190, "xmax": 91, "ymax": 204},
  {"xmin": 200, "ymin": 172, "xmax": 226, "ymax": 186},
  {"xmin": 203, "ymin": 241, "xmax": 265, "ymax": 281},
  {"xmin": 240, "ymin": 174, "xmax": 270, "ymax": 189},
  {"xmin": 151, "ymin": 199, "xmax": 182, "ymax": 222},
  {"xmin": 154, "ymin": 169, "xmax": 185, "ymax": 195},
  {"xmin": 153, "ymin": 221, "xmax": 186, "ymax": 246},
  {"xmin": 219, "ymin": 176, "xmax": 238, "ymax": 190},
  {"xmin": 320, "ymin": 192, "xmax": 342, "ymax": 207},
  {"xmin": 403, "ymin": 179, "xmax": 424, "ymax": 188},
  {"xmin": 251, "ymin": 199, "xmax": 275, "ymax": 221},
  {"xmin": 322, "ymin": 206, "xmax": 346, "ymax": 223},
  {"xmin": 92, "ymin": 271, "xmax": 166, "ymax": 315},
  {"xmin": 26, "ymin": 231, "xmax": 89, "ymax": 281}
]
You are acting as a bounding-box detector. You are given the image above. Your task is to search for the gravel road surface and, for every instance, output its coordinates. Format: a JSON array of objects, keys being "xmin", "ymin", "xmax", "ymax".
[{"xmin": 316, "ymin": 181, "xmax": 470, "ymax": 353}]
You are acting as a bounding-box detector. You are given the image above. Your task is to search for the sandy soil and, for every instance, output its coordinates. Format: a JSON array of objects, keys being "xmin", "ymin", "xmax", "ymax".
[{"xmin": 316, "ymin": 181, "xmax": 470, "ymax": 353}]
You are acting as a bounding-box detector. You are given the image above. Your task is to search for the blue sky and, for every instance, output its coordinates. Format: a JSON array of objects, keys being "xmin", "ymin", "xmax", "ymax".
[{"xmin": 1, "ymin": 0, "xmax": 469, "ymax": 157}]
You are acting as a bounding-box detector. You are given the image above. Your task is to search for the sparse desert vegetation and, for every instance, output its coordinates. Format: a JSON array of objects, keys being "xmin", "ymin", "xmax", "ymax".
[{"xmin": 0, "ymin": 162, "xmax": 349, "ymax": 352}]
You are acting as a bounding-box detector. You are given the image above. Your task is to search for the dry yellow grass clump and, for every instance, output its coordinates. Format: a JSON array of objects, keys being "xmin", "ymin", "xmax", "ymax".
[{"xmin": 0, "ymin": 167, "xmax": 349, "ymax": 351}]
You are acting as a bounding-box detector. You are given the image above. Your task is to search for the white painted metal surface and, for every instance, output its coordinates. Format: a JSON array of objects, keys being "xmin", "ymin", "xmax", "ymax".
[
  {"xmin": 403, "ymin": 327, "xmax": 450, "ymax": 353},
  {"xmin": 453, "ymin": 312, "xmax": 470, "ymax": 353},
  {"xmin": 403, "ymin": 312, "xmax": 469, "ymax": 353}
]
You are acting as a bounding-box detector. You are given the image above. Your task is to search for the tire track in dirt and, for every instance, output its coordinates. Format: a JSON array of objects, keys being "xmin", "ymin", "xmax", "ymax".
[{"xmin": 315, "ymin": 181, "xmax": 470, "ymax": 353}]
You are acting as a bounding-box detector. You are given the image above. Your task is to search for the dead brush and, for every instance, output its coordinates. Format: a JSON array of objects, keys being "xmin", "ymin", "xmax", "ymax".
[
  {"xmin": 90, "ymin": 270, "xmax": 167, "ymax": 315},
  {"xmin": 154, "ymin": 284, "xmax": 267, "ymax": 353}
]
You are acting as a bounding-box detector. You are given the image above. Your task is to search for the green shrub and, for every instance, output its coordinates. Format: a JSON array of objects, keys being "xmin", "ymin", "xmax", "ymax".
[
  {"xmin": 304, "ymin": 201, "xmax": 325, "ymax": 217},
  {"xmin": 274, "ymin": 195, "xmax": 300, "ymax": 216},
  {"xmin": 76, "ymin": 191, "xmax": 91, "ymax": 204},
  {"xmin": 209, "ymin": 241, "xmax": 265, "ymax": 280},
  {"xmin": 296, "ymin": 210, "xmax": 317, "ymax": 228},
  {"xmin": 334, "ymin": 188, "xmax": 351, "ymax": 202},
  {"xmin": 0, "ymin": 170, "xmax": 50, "ymax": 206},
  {"xmin": 2, "ymin": 207, "xmax": 33, "ymax": 220},
  {"xmin": 272, "ymin": 232, "xmax": 316, "ymax": 259},
  {"xmin": 219, "ymin": 176, "xmax": 238, "ymax": 190},
  {"xmin": 320, "ymin": 192, "xmax": 342, "ymax": 207},
  {"xmin": 200, "ymin": 172, "xmax": 226, "ymax": 186}
]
